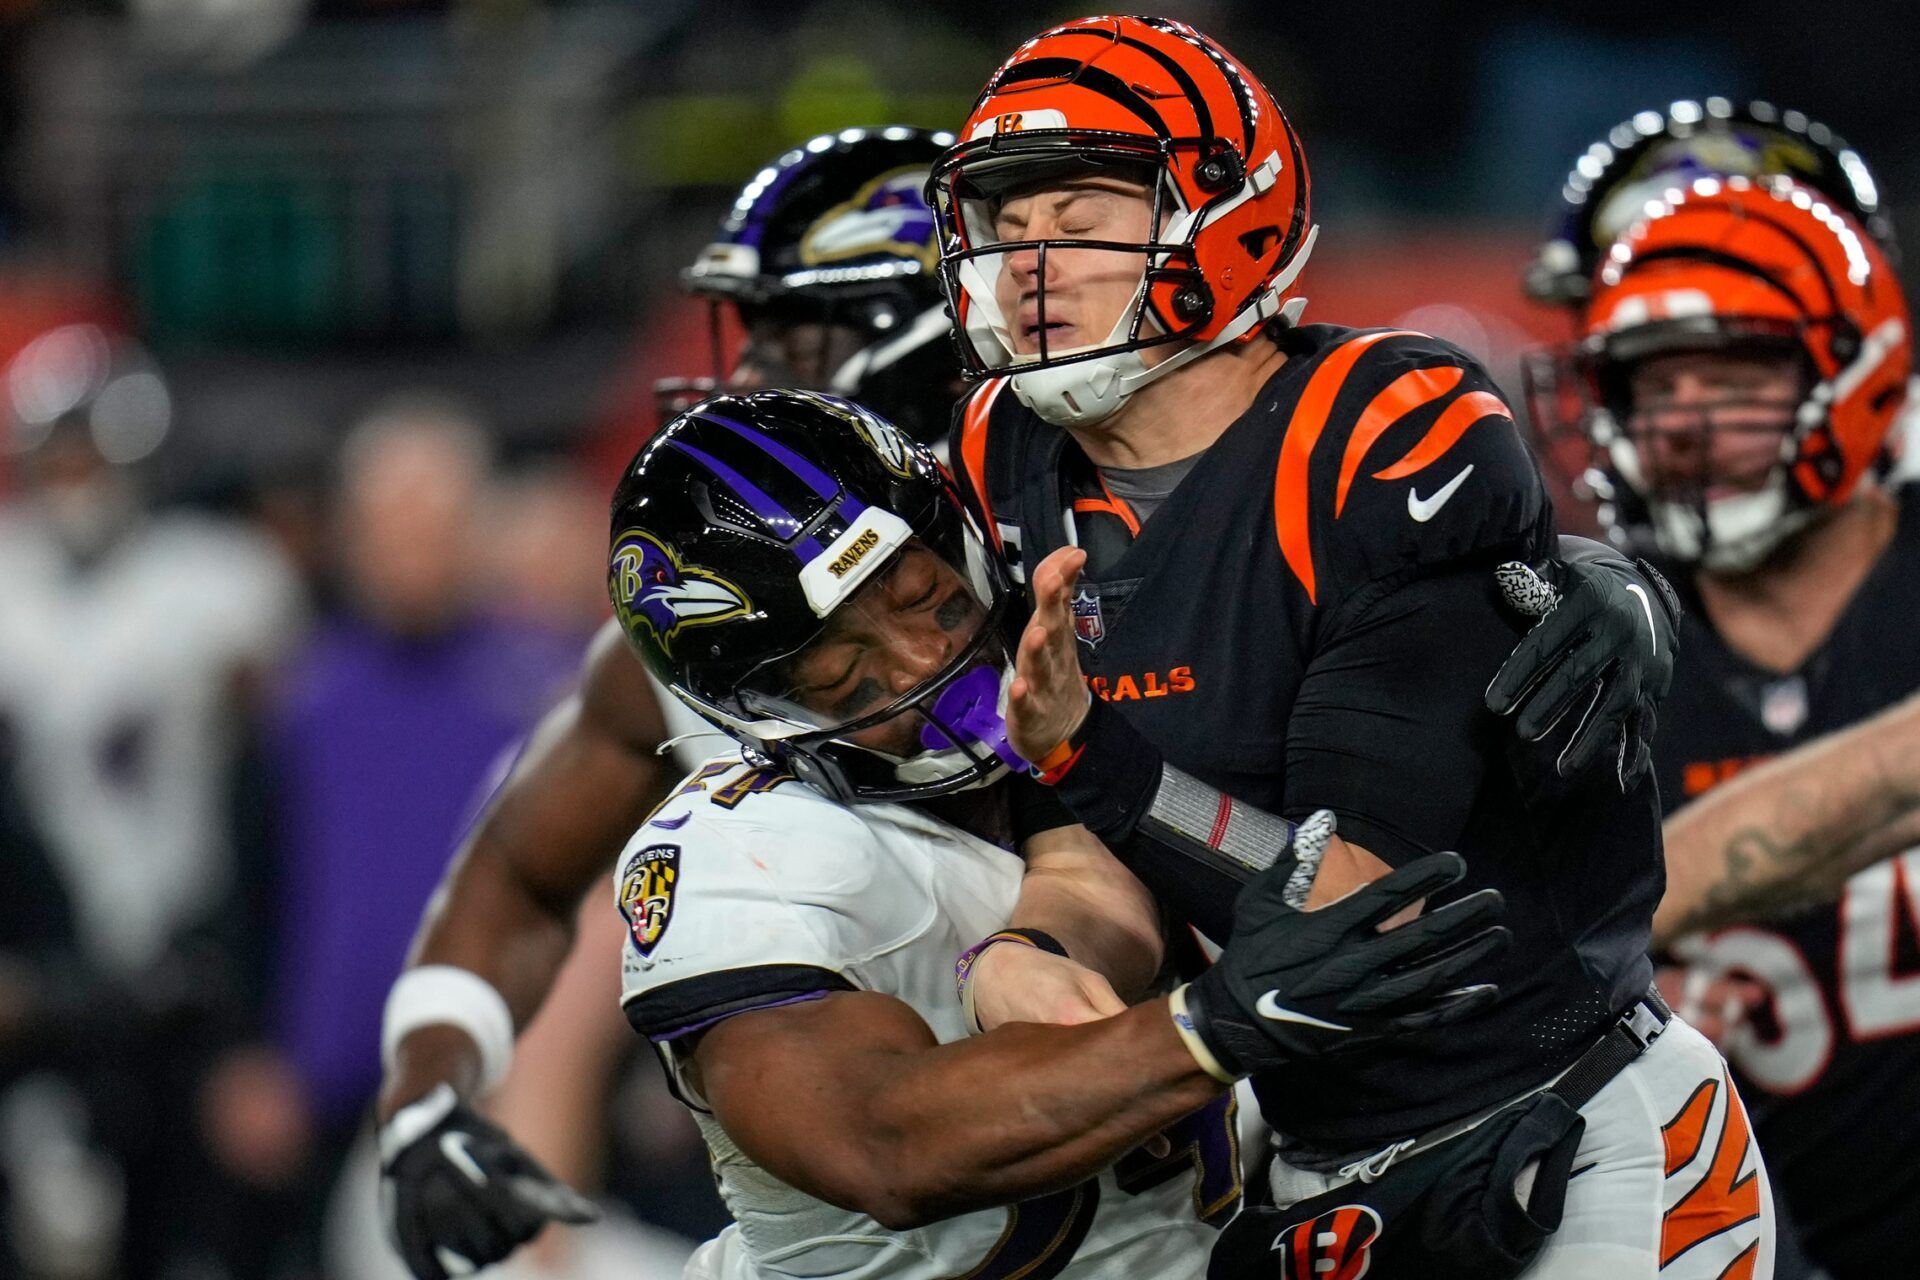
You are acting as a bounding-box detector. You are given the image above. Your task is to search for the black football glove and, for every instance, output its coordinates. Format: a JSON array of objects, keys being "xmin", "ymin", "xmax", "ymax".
[
  {"xmin": 1181, "ymin": 811, "xmax": 1508, "ymax": 1076},
  {"xmin": 380, "ymin": 1084, "xmax": 598, "ymax": 1280},
  {"xmin": 1485, "ymin": 542, "xmax": 1681, "ymax": 788}
]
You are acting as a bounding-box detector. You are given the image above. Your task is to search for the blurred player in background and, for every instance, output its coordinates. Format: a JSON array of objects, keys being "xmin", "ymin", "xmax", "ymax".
[
  {"xmin": 1532, "ymin": 165, "xmax": 1918, "ymax": 1279},
  {"xmin": 1522, "ymin": 101, "xmax": 1920, "ymax": 945},
  {"xmin": 268, "ymin": 400, "xmax": 584, "ymax": 1164},
  {"xmin": 0, "ymin": 324, "xmax": 307, "ymax": 1279}
]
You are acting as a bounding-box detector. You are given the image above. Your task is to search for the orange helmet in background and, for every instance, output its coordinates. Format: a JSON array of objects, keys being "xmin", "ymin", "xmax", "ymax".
[
  {"xmin": 928, "ymin": 15, "xmax": 1313, "ymax": 427},
  {"xmin": 1536, "ymin": 175, "xmax": 1910, "ymax": 571}
]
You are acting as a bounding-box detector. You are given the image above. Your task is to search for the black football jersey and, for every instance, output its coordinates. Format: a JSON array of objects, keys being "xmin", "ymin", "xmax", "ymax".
[
  {"xmin": 951, "ymin": 324, "xmax": 1665, "ymax": 1149},
  {"xmin": 1652, "ymin": 482, "xmax": 1920, "ymax": 1276}
]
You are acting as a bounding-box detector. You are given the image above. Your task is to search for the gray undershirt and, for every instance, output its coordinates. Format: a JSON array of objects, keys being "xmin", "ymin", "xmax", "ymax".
[{"xmin": 1095, "ymin": 453, "xmax": 1203, "ymax": 528}]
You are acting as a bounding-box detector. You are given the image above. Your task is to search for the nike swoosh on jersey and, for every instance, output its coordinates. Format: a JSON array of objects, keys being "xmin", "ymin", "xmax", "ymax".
[
  {"xmin": 1254, "ymin": 991, "xmax": 1351, "ymax": 1031},
  {"xmin": 1407, "ymin": 464, "xmax": 1475, "ymax": 523},
  {"xmin": 1625, "ymin": 583, "xmax": 1658, "ymax": 655}
]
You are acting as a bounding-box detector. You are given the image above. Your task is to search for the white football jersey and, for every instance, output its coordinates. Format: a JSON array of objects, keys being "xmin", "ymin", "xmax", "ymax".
[
  {"xmin": 616, "ymin": 760, "xmax": 1232, "ymax": 1280},
  {"xmin": 0, "ymin": 510, "xmax": 302, "ymax": 973}
]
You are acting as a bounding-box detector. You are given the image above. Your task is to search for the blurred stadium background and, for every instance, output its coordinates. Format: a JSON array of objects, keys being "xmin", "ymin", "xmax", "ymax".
[{"xmin": 0, "ymin": 1, "xmax": 1913, "ymax": 1278}]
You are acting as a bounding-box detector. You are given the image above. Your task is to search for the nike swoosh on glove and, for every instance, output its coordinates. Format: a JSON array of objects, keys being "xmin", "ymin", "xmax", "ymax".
[
  {"xmin": 1179, "ymin": 811, "xmax": 1508, "ymax": 1077},
  {"xmin": 380, "ymin": 1084, "xmax": 598, "ymax": 1280},
  {"xmin": 1486, "ymin": 547, "xmax": 1680, "ymax": 788}
]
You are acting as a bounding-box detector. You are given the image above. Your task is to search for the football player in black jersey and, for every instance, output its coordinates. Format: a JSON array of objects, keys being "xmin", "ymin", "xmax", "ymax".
[
  {"xmin": 1533, "ymin": 173, "xmax": 1916, "ymax": 1279},
  {"xmin": 1519, "ymin": 101, "xmax": 1920, "ymax": 950},
  {"xmin": 366, "ymin": 120, "xmax": 1673, "ymax": 1279},
  {"xmin": 931, "ymin": 16, "xmax": 1770, "ymax": 1277}
]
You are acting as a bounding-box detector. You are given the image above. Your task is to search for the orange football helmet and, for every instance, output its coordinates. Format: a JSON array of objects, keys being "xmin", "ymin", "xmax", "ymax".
[
  {"xmin": 1535, "ymin": 175, "xmax": 1910, "ymax": 570},
  {"xmin": 927, "ymin": 15, "xmax": 1314, "ymax": 426}
]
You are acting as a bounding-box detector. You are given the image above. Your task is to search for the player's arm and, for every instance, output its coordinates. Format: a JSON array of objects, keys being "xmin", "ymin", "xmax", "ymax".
[
  {"xmin": 670, "ymin": 841, "xmax": 1495, "ymax": 1229},
  {"xmin": 1654, "ymin": 688, "xmax": 1920, "ymax": 945},
  {"xmin": 379, "ymin": 620, "xmax": 670, "ymax": 1117},
  {"xmin": 1279, "ymin": 569, "xmax": 1531, "ymax": 861},
  {"xmin": 965, "ymin": 818, "xmax": 1166, "ymax": 1031},
  {"xmin": 684, "ymin": 987, "xmax": 1222, "ymax": 1227},
  {"xmin": 378, "ymin": 623, "xmax": 674, "ymax": 1280}
]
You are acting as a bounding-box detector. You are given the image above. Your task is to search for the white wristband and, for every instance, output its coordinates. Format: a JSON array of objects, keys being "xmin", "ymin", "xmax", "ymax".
[
  {"xmin": 381, "ymin": 966, "xmax": 516, "ymax": 1095},
  {"xmin": 1168, "ymin": 983, "xmax": 1242, "ymax": 1085}
]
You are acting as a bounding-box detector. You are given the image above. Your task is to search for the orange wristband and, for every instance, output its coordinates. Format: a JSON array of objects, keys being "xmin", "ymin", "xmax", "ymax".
[{"xmin": 1032, "ymin": 737, "xmax": 1083, "ymax": 784}]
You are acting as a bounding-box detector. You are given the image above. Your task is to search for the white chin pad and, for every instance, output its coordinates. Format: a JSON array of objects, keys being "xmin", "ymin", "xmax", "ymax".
[
  {"xmin": 1652, "ymin": 474, "xmax": 1807, "ymax": 573},
  {"xmin": 1011, "ymin": 351, "xmax": 1149, "ymax": 427}
]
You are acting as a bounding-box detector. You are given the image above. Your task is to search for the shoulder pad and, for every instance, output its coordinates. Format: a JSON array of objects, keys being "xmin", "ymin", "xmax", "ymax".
[
  {"xmin": 950, "ymin": 378, "xmax": 1015, "ymax": 548},
  {"xmin": 616, "ymin": 763, "xmax": 911, "ymax": 998},
  {"xmin": 1272, "ymin": 329, "xmax": 1550, "ymax": 603}
]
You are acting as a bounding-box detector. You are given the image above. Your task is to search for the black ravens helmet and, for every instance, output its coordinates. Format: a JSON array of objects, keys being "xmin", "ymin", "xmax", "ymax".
[
  {"xmin": 609, "ymin": 389, "xmax": 1020, "ymax": 803},
  {"xmin": 1525, "ymin": 99, "xmax": 1894, "ymax": 309},
  {"xmin": 656, "ymin": 127, "xmax": 961, "ymax": 446}
]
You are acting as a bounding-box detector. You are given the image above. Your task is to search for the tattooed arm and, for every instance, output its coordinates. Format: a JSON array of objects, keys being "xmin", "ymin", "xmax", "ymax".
[{"xmin": 1654, "ymin": 689, "xmax": 1920, "ymax": 946}]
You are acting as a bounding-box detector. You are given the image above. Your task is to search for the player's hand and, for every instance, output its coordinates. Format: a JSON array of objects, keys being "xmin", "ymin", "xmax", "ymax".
[
  {"xmin": 1180, "ymin": 811, "xmax": 1507, "ymax": 1074},
  {"xmin": 380, "ymin": 1083, "xmax": 598, "ymax": 1280},
  {"xmin": 969, "ymin": 940, "xmax": 1126, "ymax": 1032},
  {"xmin": 1007, "ymin": 546, "xmax": 1093, "ymax": 764},
  {"xmin": 1486, "ymin": 549, "xmax": 1680, "ymax": 788}
]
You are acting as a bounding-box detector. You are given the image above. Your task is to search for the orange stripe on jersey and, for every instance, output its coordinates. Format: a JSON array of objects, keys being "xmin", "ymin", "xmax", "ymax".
[
  {"xmin": 1372, "ymin": 389, "xmax": 1513, "ymax": 481},
  {"xmin": 1093, "ymin": 470, "xmax": 1142, "ymax": 537},
  {"xmin": 1661, "ymin": 1070, "xmax": 1762, "ymax": 1266},
  {"xmin": 1334, "ymin": 365, "xmax": 1465, "ymax": 516},
  {"xmin": 959, "ymin": 378, "xmax": 1009, "ymax": 550},
  {"xmin": 1071, "ymin": 496, "xmax": 1142, "ymax": 537},
  {"xmin": 1661, "ymin": 1077, "xmax": 1719, "ymax": 1176},
  {"xmin": 1716, "ymin": 1241, "xmax": 1760, "ymax": 1280},
  {"xmin": 1273, "ymin": 330, "xmax": 1416, "ymax": 603}
]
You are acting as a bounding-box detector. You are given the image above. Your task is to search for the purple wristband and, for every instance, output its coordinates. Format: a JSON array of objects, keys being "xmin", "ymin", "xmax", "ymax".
[{"xmin": 954, "ymin": 928, "xmax": 1070, "ymax": 1004}]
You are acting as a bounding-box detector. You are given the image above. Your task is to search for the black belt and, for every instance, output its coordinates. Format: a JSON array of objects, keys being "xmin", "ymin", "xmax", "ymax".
[
  {"xmin": 1275, "ymin": 984, "xmax": 1673, "ymax": 1178},
  {"xmin": 1550, "ymin": 984, "xmax": 1672, "ymax": 1112}
]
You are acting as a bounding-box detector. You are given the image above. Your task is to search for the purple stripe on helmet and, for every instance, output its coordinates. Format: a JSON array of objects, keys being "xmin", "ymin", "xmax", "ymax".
[
  {"xmin": 670, "ymin": 439, "xmax": 829, "ymax": 561},
  {"xmin": 729, "ymin": 152, "xmax": 816, "ymax": 249},
  {"xmin": 698, "ymin": 412, "xmax": 848, "ymax": 505}
]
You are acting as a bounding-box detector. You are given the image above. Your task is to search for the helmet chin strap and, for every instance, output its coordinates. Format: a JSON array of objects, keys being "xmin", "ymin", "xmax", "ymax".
[
  {"xmin": 828, "ymin": 304, "xmax": 953, "ymax": 396},
  {"xmin": 1011, "ymin": 225, "xmax": 1319, "ymax": 428}
]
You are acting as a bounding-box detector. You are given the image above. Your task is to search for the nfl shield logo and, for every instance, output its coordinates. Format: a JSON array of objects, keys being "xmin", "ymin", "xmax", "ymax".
[
  {"xmin": 1761, "ymin": 676, "xmax": 1809, "ymax": 737},
  {"xmin": 1072, "ymin": 588, "xmax": 1105, "ymax": 647}
]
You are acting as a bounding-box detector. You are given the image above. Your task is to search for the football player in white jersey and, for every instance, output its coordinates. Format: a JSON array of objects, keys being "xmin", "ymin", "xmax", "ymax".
[
  {"xmin": 0, "ymin": 323, "xmax": 303, "ymax": 975},
  {"xmin": 0, "ymin": 323, "xmax": 306, "ymax": 1273},
  {"xmin": 373, "ymin": 388, "xmax": 1511, "ymax": 1280}
]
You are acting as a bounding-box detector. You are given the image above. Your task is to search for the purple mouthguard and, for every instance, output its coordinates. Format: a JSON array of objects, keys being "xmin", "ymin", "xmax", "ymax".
[{"xmin": 920, "ymin": 665, "xmax": 1030, "ymax": 771}]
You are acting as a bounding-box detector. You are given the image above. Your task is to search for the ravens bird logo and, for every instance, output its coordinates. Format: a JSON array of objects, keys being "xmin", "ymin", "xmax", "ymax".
[{"xmin": 609, "ymin": 529, "xmax": 752, "ymax": 656}]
